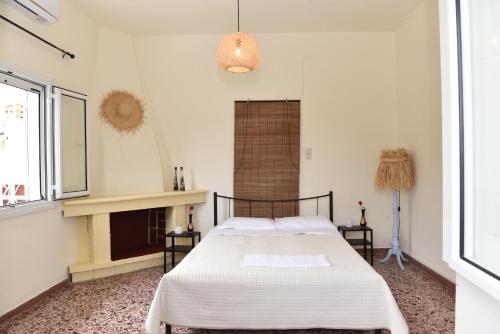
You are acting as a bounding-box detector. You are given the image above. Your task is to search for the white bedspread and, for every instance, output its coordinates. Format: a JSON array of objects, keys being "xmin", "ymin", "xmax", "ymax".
[{"xmin": 146, "ymin": 229, "xmax": 408, "ymax": 334}]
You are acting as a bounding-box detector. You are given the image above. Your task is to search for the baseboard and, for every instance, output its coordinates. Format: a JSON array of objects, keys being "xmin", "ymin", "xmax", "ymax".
[{"xmin": 0, "ymin": 279, "xmax": 69, "ymax": 323}]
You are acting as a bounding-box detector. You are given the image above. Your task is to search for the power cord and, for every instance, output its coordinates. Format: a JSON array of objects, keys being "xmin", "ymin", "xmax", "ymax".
[{"xmin": 397, "ymin": 190, "xmax": 401, "ymax": 239}]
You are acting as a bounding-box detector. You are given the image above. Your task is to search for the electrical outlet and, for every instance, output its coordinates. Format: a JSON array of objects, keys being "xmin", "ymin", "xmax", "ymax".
[{"xmin": 305, "ymin": 148, "xmax": 312, "ymax": 160}]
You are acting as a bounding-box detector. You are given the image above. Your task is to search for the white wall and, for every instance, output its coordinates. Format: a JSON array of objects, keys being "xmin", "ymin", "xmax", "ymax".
[
  {"xmin": 0, "ymin": 0, "xmax": 99, "ymax": 316},
  {"xmin": 394, "ymin": 0, "xmax": 455, "ymax": 280},
  {"xmin": 92, "ymin": 28, "xmax": 163, "ymax": 196},
  {"xmin": 456, "ymin": 275, "xmax": 500, "ymax": 333},
  {"xmin": 134, "ymin": 32, "xmax": 399, "ymax": 241}
]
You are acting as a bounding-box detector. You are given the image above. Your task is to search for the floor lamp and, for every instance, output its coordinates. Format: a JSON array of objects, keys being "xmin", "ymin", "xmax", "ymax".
[{"xmin": 375, "ymin": 148, "xmax": 415, "ymax": 270}]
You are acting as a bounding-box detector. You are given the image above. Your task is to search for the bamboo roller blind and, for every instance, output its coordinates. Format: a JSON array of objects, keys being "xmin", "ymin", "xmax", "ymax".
[{"xmin": 233, "ymin": 100, "xmax": 300, "ymax": 218}]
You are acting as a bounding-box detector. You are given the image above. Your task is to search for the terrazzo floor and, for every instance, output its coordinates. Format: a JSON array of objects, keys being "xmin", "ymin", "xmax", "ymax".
[{"xmin": 0, "ymin": 251, "xmax": 455, "ymax": 334}]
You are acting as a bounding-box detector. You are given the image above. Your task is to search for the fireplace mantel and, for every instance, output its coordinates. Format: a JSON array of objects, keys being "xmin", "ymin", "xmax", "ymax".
[
  {"xmin": 64, "ymin": 190, "xmax": 208, "ymax": 282},
  {"xmin": 63, "ymin": 190, "xmax": 207, "ymax": 217}
]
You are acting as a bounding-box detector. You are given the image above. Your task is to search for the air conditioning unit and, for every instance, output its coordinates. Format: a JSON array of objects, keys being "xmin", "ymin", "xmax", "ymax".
[{"xmin": 6, "ymin": 0, "xmax": 60, "ymax": 23}]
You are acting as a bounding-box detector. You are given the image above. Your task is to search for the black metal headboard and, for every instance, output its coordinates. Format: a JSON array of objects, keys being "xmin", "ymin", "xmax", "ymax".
[{"xmin": 213, "ymin": 191, "xmax": 333, "ymax": 226}]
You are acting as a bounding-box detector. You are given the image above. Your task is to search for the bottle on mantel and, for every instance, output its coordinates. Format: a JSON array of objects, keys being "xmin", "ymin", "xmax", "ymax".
[
  {"xmin": 173, "ymin": 167, "xmax": 179, "ymax": 191},
  {"xmin": 179, "ymin": 167, "xmax": 185, "ymax": 191}
]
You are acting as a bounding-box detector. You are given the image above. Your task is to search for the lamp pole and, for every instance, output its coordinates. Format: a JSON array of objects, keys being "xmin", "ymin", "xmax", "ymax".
[{"xmin": 380, "ymin": 190, "xmax": 409, "ymax": 270}]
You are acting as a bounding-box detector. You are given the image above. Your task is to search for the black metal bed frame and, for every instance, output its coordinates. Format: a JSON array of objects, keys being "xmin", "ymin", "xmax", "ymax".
[
  {"xmin": 213, "ymin": 191, "xmax": 334, "ymax": 226},
  {"xmin": 166, "ymin": 326, "xmax": 381, "ymax": 334},
  {"xmin": 165, "ymin": 190, "xmax": 383, "ymax": 334}
]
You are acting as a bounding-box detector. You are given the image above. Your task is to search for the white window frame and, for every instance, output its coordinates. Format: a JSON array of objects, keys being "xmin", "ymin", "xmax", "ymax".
[
  {"xmin": 0, "ymin": 62, "xmax": 89, "ymax": 219},
  {"xmin": 0, "ymin": 64, "xmax": 55, "ymax": 219},
  {"xmin": 52, "ymin": 87, "xmax": 90, "ymax": 199},
  {"xmin": 440, "ymin": 0, "xmax": 500, "ymax": 302}
]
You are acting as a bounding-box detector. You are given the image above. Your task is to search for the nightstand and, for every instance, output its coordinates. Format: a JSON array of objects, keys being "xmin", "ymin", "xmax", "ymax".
[
  {"xmin": 164, "ymin": 231, "xmax": 201, "ymax": 273},
  {"xmin": 337, "ymin": 225, "xmax": 373, "ymax": 265}
]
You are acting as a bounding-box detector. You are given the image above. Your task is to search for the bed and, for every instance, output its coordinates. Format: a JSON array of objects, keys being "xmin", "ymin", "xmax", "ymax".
[{"xmin": 146, "ymin": 192, "xmax": 408, "ymax": 334}]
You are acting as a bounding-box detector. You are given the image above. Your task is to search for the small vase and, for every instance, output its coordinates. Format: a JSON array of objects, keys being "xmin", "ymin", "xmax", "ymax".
[
  {"xmin": 187, "ymin": 213, "xmax": 194, "ymax": 232},
  {"xmin": 360, "ymin": 208, "xmax": 367, "ymax": 227}
]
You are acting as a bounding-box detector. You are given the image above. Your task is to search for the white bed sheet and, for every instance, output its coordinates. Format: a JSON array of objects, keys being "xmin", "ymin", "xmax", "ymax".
[{"xmin": 146, "ymin": 228, "xmax": 408, "ymax": 334}]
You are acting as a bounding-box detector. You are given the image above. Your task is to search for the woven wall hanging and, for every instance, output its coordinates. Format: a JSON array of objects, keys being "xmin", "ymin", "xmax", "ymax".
[{"xmin": 99, "ymin": 90, "xmax": 145, "ymax": 134}]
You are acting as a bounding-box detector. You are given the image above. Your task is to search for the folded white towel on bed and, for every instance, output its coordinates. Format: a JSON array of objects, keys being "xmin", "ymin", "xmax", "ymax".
[{"xmin": 242, "ymin": 254, "xmax": 331, "ymax": 267}]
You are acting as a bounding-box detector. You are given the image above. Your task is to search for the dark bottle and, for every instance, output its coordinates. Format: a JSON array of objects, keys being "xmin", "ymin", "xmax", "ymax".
[
  {"xmin": 360, "ymin": 208, "xmax": 367, "ymax": 227},
  {"xmin": 173, "ymin": 167, "xmax": 179, "ymax": 191},
  {"xmin": 179, "ymin": 167, "xmax": 185, "ymax": 191},
  {"xmin": 187, "ymin": 213, "xmax": 194, "ymax": 232}
]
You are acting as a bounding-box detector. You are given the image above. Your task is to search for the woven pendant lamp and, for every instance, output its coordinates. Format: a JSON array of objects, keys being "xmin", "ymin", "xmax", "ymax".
[
  {"xmin": 217, "ymin": 0, "xmax": 260, "ymax": 73},
  {"xmin": 375, "ymin": 148, "xmax": 415, "ymax": 271}
]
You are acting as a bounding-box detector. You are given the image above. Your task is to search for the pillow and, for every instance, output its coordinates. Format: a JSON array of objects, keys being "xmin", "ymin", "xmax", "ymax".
[
  {"xmin": 274, "ymin": 216, "xmax": 333, "ymax": 230},
  {"xmin": 218, "ymin": 217, "xmax": 275, "ymax": 230}
]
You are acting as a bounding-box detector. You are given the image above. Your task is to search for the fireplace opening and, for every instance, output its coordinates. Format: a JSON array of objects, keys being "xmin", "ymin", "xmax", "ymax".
[{"xmin": 110, "ymin": 207, "xmax": 166, "ymax": 261}]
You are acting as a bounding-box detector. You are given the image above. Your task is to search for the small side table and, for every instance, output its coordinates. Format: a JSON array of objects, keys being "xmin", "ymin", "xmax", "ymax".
[
  {"xmin": 164, "ymin": 231, "xmax": 201, "ymax": 273},
  {"xmin": 338, "ymin": 225, "xmax": 374, "ymax": 265}
]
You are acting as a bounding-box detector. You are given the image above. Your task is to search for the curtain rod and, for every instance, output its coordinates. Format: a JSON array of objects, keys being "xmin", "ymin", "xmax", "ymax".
[
  {"xmin": 235, "ymin": 100, "xmax": 301, "ymax": 103},
  {"xmin": 0, "ymin": 14, "xmax": 75, "ymax": 59}
]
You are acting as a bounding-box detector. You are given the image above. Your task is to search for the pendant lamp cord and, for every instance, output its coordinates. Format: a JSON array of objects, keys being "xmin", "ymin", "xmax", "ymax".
[{"xmin": 237, "ymin": 0, "xmax": 240, "ymax": 32}]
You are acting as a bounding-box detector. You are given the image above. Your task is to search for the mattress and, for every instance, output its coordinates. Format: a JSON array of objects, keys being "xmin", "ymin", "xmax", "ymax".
[{"xmin": 146, "ymin": 228, "xmax": 408, "ymax": 334}]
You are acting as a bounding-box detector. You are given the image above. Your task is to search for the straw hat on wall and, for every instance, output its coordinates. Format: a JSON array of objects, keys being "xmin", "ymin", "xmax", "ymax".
[{"xmin": 99, "ymin": 90, "xmax": 145, "ymax": 134}]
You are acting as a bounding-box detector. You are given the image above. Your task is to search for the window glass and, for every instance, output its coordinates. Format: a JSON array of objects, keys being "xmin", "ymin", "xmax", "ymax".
[
  {"xmin": 60, "ymin": 94, "xmax": 86, "ymax": 193},
  {"xmin": 460, "ymin": 0, "xmax": 500, "ymax": 279},
  {"xmin": 0, "ymin": 80, "xmax": 42, "ymax": 207}
]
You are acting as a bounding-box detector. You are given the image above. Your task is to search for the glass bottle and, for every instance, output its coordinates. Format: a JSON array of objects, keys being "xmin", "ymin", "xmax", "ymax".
[
  {"xmin": 173, "ymin": 167, "xmax": 179, "ymax": 191},
  {"xmin": 187, "ymin": 213, "xmax": 194, "ymax": 232},
  {"xmin": 179, "ymin": 167, "xmax": 185, "ymax": 191},
  {"xmin": 360, "ymin": 208, "xmax": 367, "ymax": 227}
]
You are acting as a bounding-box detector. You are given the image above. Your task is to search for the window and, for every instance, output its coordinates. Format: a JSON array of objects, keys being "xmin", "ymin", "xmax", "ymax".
[
  {"xmin": 0, "ymin": 67, "xmax": 88, "ymax": 215},
  {"xmin": 457, "ymin": 0, "xmax": 500, "ymax": 280},
  {"xmin": 0, "ymin": 72, "xmax": 45, "ymax": 207},
  {"xmin": 53, "ymin": 87, "xmax": 89, "ymax": 199},
  {"xmin": 233, "ymin": 100, "xmax": 300, "ymax": 218}
]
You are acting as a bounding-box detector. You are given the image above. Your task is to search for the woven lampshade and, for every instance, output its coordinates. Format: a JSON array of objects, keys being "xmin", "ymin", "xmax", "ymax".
[
  {"xmin": 216, "ymin": 32, "xmax": 261, "ymax": 73},
  {"xmin": 375, "ymin": 148, "xmax": 415, "ymax": 191}
]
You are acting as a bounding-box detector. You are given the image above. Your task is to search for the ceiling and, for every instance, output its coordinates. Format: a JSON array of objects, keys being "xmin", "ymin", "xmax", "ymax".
[{"xmin": 74, "ymin": 0, "xmax": 425, "ymax": 36}]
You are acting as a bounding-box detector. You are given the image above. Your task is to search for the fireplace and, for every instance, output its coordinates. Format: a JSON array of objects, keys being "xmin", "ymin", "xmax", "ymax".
[
  {"xmin": 63, "ymin": 190, "xmax": 207, "ymax": 282},
  {"xmin": 110, "ymin": 207, "xmax": 166, "ymax": 261}
]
